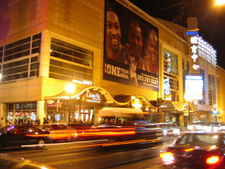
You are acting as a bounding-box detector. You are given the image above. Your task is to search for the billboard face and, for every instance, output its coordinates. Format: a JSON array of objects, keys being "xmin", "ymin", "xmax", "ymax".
[
  {"xmin": 103, "ymin": 0, "xmax": 159, "ymax": 91},
  {"xmin": 184, "ymin": 75, "xmax": 204, "ymax": 101}
]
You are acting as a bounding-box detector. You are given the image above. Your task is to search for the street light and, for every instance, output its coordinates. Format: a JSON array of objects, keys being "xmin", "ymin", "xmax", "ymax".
[
  {"xmin": 65, "ymin": 83, "xmax": 75, "ymax": 93},
  {"xmin": 215, "ymin": 0, "xmax": 225, "ymax": 6},
  {"xmin": 65, "ymin": 83, "xmax": 75, "ymax": 123}
]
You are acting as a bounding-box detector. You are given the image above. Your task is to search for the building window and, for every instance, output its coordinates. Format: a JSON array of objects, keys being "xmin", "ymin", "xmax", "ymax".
[
  {"xmin": 1, "ymin": 33, "xmax": 41, "ymax": 82},
  {"xmin": 163, "ymin": 49, "xmax": 178, "ymax": 76},
  {"xmin": 163, "ymin": 49, "xmax": 179, "ymax": 101},
  {"xmin": 0, "ymin": 46, "xmax": 3, "ymax": 63},
  {"xmin": 208, "ymin": 74, "xmax": 216, "ymax": 105},
  {"xmin": 199, "ymin": 69, "xmax": 206, "ymax": 104},
  {"xmin": 6, "ymin": 102, "xmax": 37, "ymax": 124},
  {"xmin": 49, "ymin": 38, "xmax": 93, "ymax": 84}
]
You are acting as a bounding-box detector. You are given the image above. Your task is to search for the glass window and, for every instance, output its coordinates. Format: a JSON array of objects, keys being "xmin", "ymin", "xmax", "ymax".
[
  {"xmin": 176, "ymin": 134, "xmax": 219, "ymax": 146},
  {"xmin": 0, "ymin": 33, "xmax": 41, "ymax": 83},
  {"xmin": 49, "ymin": 38, "xmax": 93, "ymax": 84},
  {"xmin": 163, "ymin": 49, "xmax": 179, "ymax": 101},
  {"xmin": 163, "ymin": 49, "xmax": 178, "ymax": 76},
  {"xmin": 0, "ymin": 46, "xmax": 3, "ymax": 63},
  {"xmin": 51, "ymin": 38, "xmax": 93, "ymax": 67}
]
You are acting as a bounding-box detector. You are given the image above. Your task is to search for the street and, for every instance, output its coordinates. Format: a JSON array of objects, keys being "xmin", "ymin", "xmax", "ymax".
[{"xmin": 0, "ymin": 137, "xmax": 176, "ymax": 169}]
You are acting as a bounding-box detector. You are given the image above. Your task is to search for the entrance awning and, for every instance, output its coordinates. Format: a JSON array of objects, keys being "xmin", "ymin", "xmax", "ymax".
[
  {"xmin": 149, "ymin": 100, "xmax": 187, "ymax": 112},
  {"xmin": 114, "ymin": 95, "xmax": 151, "ymax": 108},
  {"xmin": 45, "ymin": 86, "xmax": 130, "ymax": 106},
  {"xmin": 172, "ymin": 102, "xmax": 187, "ymax": 111}
]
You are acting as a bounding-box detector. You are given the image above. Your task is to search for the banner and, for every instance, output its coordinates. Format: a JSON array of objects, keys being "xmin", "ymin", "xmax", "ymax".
[{"xmin": 104, "ymin": 0, "xmax": 159, "ymax": 90}]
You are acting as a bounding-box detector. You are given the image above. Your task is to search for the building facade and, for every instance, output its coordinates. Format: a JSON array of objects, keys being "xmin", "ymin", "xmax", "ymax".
[{"xmin": 0, "ymin": 0, "xmax": 218, "ymax": 126}]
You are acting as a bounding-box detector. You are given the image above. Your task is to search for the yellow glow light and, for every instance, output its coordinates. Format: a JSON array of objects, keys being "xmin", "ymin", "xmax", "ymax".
[
  {"xmin": 65, "ymin": 83, "xmax": 75, "ymax": 93},
  {"xmin": 215, "ymin": 0, "xmax": 225, "ymax": 5}
]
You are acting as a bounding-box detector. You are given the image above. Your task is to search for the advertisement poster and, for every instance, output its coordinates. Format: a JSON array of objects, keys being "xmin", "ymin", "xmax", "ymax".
[{"xmin": 103, "ymin": 0, "xmax": 159, "ymax": 91}]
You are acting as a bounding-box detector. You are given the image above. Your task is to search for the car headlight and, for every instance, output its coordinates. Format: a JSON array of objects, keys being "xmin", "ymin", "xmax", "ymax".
[
  {"xmin": 163, "ymin": 130, "xmax": 168, "ymax": 136},
  {"xmin": 187, "ymin": 126, "xmax": 193, "ymax": 130},
  {"xmin": 173, "ymin": 129, "xmax": 180, "ymax": 135},
  {"xmin": 196, "ymin": 125, "xmax": 202, "ymax": 130}
]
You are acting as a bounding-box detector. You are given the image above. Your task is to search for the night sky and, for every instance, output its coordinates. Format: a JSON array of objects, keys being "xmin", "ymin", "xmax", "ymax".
[{"xmin": 129, "ymin": 0, "xmax": 225, "ymax": 69}]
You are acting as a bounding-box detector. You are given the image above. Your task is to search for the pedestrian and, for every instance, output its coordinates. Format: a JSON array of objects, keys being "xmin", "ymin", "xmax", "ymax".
[
  {"xmin": 6, "ymin": 120, "xmax": 11, "ymax": 126},
  {"xmin": 36, "ymin": 117, "xmax": 40, "ymax": 126},
  {"xmin": 43, "ymin": 117, "xmax": 49, "ymax": 124}
]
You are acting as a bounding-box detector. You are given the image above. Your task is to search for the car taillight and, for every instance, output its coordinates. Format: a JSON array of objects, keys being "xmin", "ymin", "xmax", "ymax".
[
  {"xmin": 206, "ymin": 155, "xmax": 221, "ymax": 165},
  {"xmin": 183, "ymin": 148, "xmax": 194, "ymax": 152},
  {"xmin": 160, "ymin": 152, "xmax": 175, "ymax": 165}
]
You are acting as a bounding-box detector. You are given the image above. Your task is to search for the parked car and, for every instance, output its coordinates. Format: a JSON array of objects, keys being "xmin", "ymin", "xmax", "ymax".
[
  {"xmin": 0, "ymin": 153, "xmax": 54, "ymax": 169},
  {"xmin": 0, "ymin": 125, "xmax": 49, "ymax": 150},
  {"xmin": 39, "ymin": 124, "xmax": 77, "ymax": 142},
  {"xmin": 160, "ymin": 132, "xmax": 225, "ymax": 169}
]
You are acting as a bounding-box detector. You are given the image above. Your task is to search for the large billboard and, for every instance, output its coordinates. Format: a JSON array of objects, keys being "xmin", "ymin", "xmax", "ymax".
[
  {"xmin": 103, "ymin": 0, "xmax": 159, "ymax": 91},
  {"xmin": 184, "ymin": 75, "xmax": 204, "ymax": 101}
]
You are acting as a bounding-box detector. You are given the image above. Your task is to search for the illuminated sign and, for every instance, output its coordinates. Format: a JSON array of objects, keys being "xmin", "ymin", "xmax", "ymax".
[
  {"xmin": 81, "ymin": 90, "xmax": 105, "ymax": 103},
  {"xmin": 86, "ymin": 92, "xmax": 101, "ymax": 103},
  {"xmin": 131, "ymin": 97, "xmax": 142, "ymax": 109},
  {"xmin": 47, "ymin": 101, "xmax": 62, "ymax": 108},
  {"xmin": 184, "ymin": 75, "xmax": 203, "ymax": 101},
  {"xmin": 190, "ymin": 36, "xmax": 200, "ymax": 70},
  {"xmin": 72, "ymin": 79, "xmax": 92, "ymax": 85},
  {"xmin": 186, "ymin": 31, "xmax": 199, "ymax": 36},
  {"xmin": 186, "ymin": 28, "xmax": 199, "ymax": 36}
]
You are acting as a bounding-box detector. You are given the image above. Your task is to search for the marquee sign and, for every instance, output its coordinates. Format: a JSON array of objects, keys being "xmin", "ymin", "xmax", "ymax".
[{"xmin": 81, "ymin": 90, "xmax": 106, "ymax": 104}]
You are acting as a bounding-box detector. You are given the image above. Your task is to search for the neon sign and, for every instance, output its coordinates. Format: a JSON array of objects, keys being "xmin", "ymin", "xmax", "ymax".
[
  {"xmin": 186, "ymin": 28, "xmax": 199, "ymax": 36},
  {"xmin": 190, "ymin": 36, "xmax": 200, "ymax": 70},
  {"xmin": 85, "ymin": 91, "xmax": 101, "ymax": 103}
]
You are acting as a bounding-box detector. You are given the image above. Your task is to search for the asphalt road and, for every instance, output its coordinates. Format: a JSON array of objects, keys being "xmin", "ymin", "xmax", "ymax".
[{"xmin": 1, "ymin": 137, "xmax": 176, "ymax": 169}]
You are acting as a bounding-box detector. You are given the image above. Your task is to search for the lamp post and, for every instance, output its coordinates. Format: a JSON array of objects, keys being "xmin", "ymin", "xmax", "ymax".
[
  {"xmin": 184, "ymin": 95, "xmax": 193, "ymax": 127},
  {"xmin": 215, "ymin": 0, "xmax": 225, "ymax": 6},
  {"xmin": 65, "ymin": 83, "xmax": 75, "ymax": 124},
  {"xmin": 187, "ymin": 101, "xmax": 192, "ymax": 125}
]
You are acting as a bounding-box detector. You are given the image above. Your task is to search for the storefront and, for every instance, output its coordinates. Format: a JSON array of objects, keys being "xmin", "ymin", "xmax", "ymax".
[
  {"xmin": 149, "ymin": 100, "xmax": 186, "ymax": 125},
  {"xmin": 45, "ymin": 86, "xmax": 134, "ymax": 125},
  {"xmin": 45, "ymin": 86, "xmax": 154, "ymax": 125}
]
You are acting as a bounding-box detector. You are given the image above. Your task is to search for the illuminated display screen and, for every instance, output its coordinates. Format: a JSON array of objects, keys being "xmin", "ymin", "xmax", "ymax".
[{"xmin": 184, "ymin": 75, "xmax": 203, "ymax": 101}]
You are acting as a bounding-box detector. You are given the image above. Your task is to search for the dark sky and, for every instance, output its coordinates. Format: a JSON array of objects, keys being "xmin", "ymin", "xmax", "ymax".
[{"xmin": 129, "ymin": 0, "xmax": 225, "ymax": 69}]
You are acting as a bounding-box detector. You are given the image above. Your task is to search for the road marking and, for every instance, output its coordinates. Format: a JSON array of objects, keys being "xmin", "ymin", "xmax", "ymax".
[{"xmin": 46, "ymin": 151, "xmax": 122, "ymax": 166}]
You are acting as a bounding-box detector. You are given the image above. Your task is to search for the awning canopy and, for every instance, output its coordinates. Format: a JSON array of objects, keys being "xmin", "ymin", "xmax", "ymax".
[
  {"xmin": 149, "ymin": 99, "xmax": 187, "ymax": 112},
  {"xmin": 45, "ymin": 86, "xmax": 130, "ymax": 106},
  {"xmin": 194, "ymin": 104, "xmax": 213, "ymax": 112}
]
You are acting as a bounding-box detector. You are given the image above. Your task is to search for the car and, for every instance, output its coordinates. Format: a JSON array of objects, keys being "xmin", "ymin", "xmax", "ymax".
[
  {"xmin": 145, "ymin": 123, "xmax": 181, "ymax": 136},
  {"xmin": 187, "ymin": 122, "xmax": 210, "ymax": 132},
  {"xmin": 0, "ymin": 125, "xmax": 49, "ymax": 150},
  {"xmin": 0, "ymin": 153, "xmax": 54, "ymax": 169},
  {"xmin": 159, "ymin": 132, "xmax": 225, "ymax": 169},
  {"xmin": 39, "ymin": 124, "xmax": 77, "ymax": 142},
  {"xmin": 187, "ymin": 122, "xmax": 223, "ymax": 133}
]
